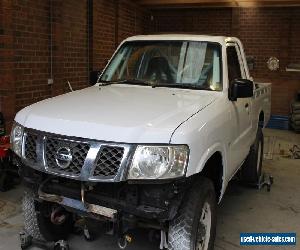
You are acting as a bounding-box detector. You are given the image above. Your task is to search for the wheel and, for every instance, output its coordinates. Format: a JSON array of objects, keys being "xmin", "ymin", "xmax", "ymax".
[
  {"xmin": 168, "ymin": 177, "xmax": 217, "ymax": 250},
  {"xmin": 240, "ymin": 127, "xmax": 264, "ymax": 184},
  {"xmin": 22, "ymin": 189, "xmax": 74, "ymax": 242}
]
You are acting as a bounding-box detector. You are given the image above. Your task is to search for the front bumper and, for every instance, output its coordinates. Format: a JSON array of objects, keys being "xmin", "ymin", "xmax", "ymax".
[{"xmin": 21, "ymin": 164, "xmax": 190, "ymax": 223}]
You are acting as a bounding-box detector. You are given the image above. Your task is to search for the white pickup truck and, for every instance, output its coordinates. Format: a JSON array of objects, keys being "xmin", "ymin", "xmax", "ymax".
[{"xmin": 11, "ymin": 35, "xmax": 271, "ymax": 250}]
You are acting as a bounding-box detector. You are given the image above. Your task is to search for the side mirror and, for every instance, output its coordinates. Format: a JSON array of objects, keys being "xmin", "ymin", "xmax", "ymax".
[
  {"xmin": 89, "ymin": 70, "xmax": 102, "ymax": 86},
  {"xmin": 229, "ymin": 79, "xmax": 254, "ymax": 101}
]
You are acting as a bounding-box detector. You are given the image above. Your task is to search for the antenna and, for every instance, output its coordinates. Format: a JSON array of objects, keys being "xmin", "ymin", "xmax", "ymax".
[{"xmin": 67, "ymin": 81, "xmax": 74, "ymax": 92}]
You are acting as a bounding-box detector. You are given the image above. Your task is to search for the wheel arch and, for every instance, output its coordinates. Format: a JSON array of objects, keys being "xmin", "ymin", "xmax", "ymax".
[
  {"xmin": 195, "ymin": 146, "xmax": 226, "ymax": 203},
  {"xmin": 259, "ymin": 110, "xmax": 265, "ymax": 128}
]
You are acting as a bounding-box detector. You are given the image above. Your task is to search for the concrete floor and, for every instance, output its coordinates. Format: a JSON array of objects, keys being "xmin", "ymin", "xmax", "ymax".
[{"xmin": 0, "ymin": 129, "xmax": 299, "ymax": 250}]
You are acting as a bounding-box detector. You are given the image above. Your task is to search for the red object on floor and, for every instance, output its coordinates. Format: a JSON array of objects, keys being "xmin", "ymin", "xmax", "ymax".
[
  {"xmin": 0, "ymin": 147, "xmax": 8, "ymax": 159},
  {"xmin": 0, "ymin": 135, "xmax": 10, "ymax": 159},
  {"xmin": 0, "ymin": 135, "xmax": 10, "ymax": 145}
]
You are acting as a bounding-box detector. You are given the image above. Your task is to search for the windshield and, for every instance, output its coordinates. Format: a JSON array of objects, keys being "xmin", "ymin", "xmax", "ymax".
[{"xmin": 100, "ymin": 41, "xmax": 222, "ymax": 91}]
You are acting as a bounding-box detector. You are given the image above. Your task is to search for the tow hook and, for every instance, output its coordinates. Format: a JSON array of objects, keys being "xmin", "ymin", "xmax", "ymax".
[{"xmin": 117, "ymin": 234, "xmax": 132, "ymax": 249}]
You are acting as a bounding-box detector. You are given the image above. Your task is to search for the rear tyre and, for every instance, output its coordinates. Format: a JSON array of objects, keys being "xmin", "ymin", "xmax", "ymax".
[
  {"xmin": 168, "ymin": 178, "xmax": 217, "ymax": 250},
  {"xmin": 22, "ymin": 189, "xmax": 74, "ymax": 241},
  {"xmin": 240, "ymin": 127, "xmax": 264, "ymax": 183}
]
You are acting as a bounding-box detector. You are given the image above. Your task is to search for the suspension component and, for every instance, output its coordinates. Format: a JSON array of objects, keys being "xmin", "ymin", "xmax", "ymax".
[
  {"xmin": 50, "ymin": 206, "xmax": 67, "ymax": 225},
  {"xmin": 83, "ymin": 223, "xmax": 94, "ymax": 241},
  {"xmin": 159, "ymin": 230, "xmax": 168, "ymax": 249},
  {"xmin": 54, "ymin": 240, "xmax": 69, "ymax": 250}
]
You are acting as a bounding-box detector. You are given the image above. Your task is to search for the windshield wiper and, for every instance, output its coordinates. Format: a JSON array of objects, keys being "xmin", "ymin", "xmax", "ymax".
[
  {"xmin": 99, "ymin": 80, "xmax": 212, "ymax": 91},
  {"xmin": 152, "ymin": 83, "xmax": 213, "ymax": 91},
  {"xmin": 99, "ymin": 79, "xmax": 152, "ymax": 87}
]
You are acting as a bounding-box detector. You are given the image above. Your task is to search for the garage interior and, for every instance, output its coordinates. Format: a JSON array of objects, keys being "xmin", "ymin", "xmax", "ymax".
[{"xmin": 0, "ymin": 0, "xmax": 300, "ymax": 250}]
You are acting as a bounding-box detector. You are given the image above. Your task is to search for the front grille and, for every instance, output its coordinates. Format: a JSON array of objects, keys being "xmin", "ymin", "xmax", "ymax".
[
  {"xmin": 93, "ymin": 146, "xmax": 124, "ymax": 177},
  {"xmin": 22, "ymin": 129, "xmax": 130, "ymax": 181},
  {"xmin": 24, "ymin": 133, "xmax": 38, "ymax": 163},
  {"xmin": 45, "ymin": 137, "xmax": 90, "ymax": 176}
]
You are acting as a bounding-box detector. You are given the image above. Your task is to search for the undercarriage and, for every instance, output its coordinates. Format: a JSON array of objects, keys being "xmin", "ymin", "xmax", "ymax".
[{"xmin": 20, "ymin": 164, "xmax": 191, "ymax": 238}]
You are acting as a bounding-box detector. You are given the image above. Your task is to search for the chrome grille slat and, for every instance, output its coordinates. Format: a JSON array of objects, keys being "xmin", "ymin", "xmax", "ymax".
[
  {"xmin": 24, "ymin": 133, "xmax": 38, "ymax": 163},
  {"xmin": 93, "ymin": 146, "xmax": 125, "ymax": 177},
  {"xmin": 45, "ymin": 138, "xmax": 90, "ymax": 176}
]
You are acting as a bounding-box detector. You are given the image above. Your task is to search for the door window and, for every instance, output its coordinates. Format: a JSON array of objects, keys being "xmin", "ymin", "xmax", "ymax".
[{"xmin": 226, "ymin": 46, "xmax": 242, "ymax": 84}]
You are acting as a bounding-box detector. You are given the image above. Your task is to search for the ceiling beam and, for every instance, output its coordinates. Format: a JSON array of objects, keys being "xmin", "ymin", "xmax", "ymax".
[{"xmin": 137, "ymin": 0, "xmax": 300, "ymax": 8}]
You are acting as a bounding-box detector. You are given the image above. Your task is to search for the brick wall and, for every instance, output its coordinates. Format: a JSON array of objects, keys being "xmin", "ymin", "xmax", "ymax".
[
  {"xmin": 62, "ymin": 0, "xmax": 89, "ymax": 91},
  {"xmin": 0, "ymin": 0, "xmax": 148, "ymax": 131},
  {"xmin": 149, "ymin": 7, "xmax": 300, "ymax": 115},
  {"xmin": 118, "ymin": 0, "xmax": 148, "ymax": 43},
  {"xmin": 0, "ymin": 0, "xmax": 15, "ymax": 130},
  {"xmin": 232, "ymin": 8, "xmax": 300, "ymax": 115},
  {"xmin": 93, "ymin": 0, "xmax": 116, "ymax": 70},
  {"xmin": 1, "ymin": 3, "xmax": 300, "ymax": 132},
  {"xmin": 290, "ymin": 9, "xmax": 300, "ymax": 64},
  {"xmin": 149, "ymin": 8, "xmax": 232, "ymax": 35},
  {"xmin": 93, "ymin": 0, "xmax": 149, "ymax": 70},
  {"xmin": 13, "ymin": 0, "xmax": 52, "ymax": 111}
]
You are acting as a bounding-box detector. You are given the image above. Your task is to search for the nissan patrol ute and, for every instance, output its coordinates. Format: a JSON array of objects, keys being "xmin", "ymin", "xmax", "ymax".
[{"xmin": 11, "ymin": 35, "xmax": 271, "ymax": 250}]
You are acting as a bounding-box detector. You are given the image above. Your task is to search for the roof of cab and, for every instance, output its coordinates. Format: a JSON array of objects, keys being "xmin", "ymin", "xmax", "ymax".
[{"xmin": 124, "ymin": 34, "xmax": 237, "ymax": 45}]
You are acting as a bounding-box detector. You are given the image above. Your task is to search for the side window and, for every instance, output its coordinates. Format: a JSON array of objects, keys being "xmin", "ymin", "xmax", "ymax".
[{"xmin": 226, "ymin": 46, "xmax": 241, "ymax": 84}]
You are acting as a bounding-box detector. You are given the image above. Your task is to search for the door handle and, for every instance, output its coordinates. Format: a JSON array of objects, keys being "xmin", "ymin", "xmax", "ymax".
[{"xmin": 245, "ymin": 103, "xmax": 249, "ymax": 108}]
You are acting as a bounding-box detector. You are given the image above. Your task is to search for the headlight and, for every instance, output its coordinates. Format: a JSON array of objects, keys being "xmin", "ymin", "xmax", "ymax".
[
  {"xmin": 127, "ymin": 145, "xmax": 189, "ymax": 180},
  {"xmin": 10, "ymin": 122, "xmax": 24, "ymax": 157}
]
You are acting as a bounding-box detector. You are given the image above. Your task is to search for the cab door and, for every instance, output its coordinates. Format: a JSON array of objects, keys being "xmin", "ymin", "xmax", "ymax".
[{"xmin": 227, "ymin": 43, "xmax": 253, "ymax": 175}]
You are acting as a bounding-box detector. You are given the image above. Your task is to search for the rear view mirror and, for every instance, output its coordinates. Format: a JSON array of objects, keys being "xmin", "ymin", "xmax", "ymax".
[
  {"xmin": 229, "ymin": 79, "xmax": 254, "ymax": 101},
  {"xmin": 89, "ymin": 70, "xmax": 102, "ymax": 86}
]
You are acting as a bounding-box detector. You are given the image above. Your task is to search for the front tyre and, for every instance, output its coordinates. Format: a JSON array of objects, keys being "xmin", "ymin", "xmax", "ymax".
[
  {"xmin": 168, "ymin": 178, "xmax": 217, "ymax": 250},
  {"xmin": 22, "ymin": 189, "xmax": 74, "ymax": 241}
]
